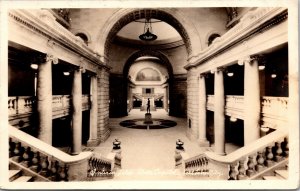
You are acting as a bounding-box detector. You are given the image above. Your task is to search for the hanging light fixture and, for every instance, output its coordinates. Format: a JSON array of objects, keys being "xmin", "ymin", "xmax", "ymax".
[
  {"xmin": 30, "ymin": 63, "xmax": 38, "ymax": 70},
  {"xmin": 271, "ymin": 70, "xmax": 277, "ymax": 78},
  {"xmin": 230, "ymin": 116, "xmax": 237, "ymax": 122},
  {"xmin": 139, "ymin": 18, "xmax": 157, "ymax": 41},
  {"xmin": 258, "ymin": 63, "xmax": 265, "ymax": 70},
  {"xmin": 271, "ymin": 73, "xmax": 277, "ymax": 78}
]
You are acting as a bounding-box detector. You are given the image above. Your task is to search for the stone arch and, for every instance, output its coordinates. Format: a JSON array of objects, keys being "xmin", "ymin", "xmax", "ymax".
[
  {"xmin": 133, "ymin": 67, "xmax": 165, "ymax": 82},
  {"xmin": 95, "ymin": 8, "xmax": 202, "ymax": 63},
  {"xmin": 123, "ymin": 50, "xmax": 173, "ymax": 80}
]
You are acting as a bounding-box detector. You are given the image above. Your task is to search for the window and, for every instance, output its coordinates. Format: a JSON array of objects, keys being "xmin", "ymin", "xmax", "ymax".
[
  {"xmin": 143, "ymin": 88, "xmax": 154, "ymax": 94},
  {"xmin": 208, "ymin": 33, "xmax": 221, "ymax": 46},
  {"xmin": 75, "ymin": 33, "xmax": 89, "ymax": 46}
]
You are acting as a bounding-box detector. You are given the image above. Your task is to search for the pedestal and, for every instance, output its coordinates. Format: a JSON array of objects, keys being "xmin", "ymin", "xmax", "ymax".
[{"xmin": 144, "ymin": 113, "xmax": 153, "ymax": 124}]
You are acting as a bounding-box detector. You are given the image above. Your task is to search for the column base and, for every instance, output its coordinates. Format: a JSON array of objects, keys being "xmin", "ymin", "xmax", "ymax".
[
  {"xmin": 198, "ymin": 139, "xmax": 210, "ymax": 147},
  {"xmin": 186, "ymin": 130, "xmax": 198, "ymax": 141},
  {"xmin": 71, "ymin": 151, "xmax": 81, "ymax": 156},
  {"xmin": 87, "ymin": 139, "xmax": 101, "ymax": 147},
  {"xmin": 215, "ymin": 152, "xmax": 226, "ymax": 156}
]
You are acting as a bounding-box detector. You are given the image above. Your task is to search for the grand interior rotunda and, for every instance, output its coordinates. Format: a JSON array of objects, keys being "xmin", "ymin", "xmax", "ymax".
[{"xmin": 2, "ymin": 3, "xmax": 299, "ymax": 189}]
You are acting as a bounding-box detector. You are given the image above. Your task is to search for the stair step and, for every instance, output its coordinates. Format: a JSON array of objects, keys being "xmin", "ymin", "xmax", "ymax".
[
  {"xmin": 275, "ymin": 170, "xmax": 288, "ymax": 179},
  {"xmin": 9, "ymin": 170, "xmax": 21, "ymax": 181},
  {"xmin": 13, "ymin": 176, "xmax": 33, "ymax": 182},
  {"xmin": 263, "ymin": 176, "xmax": 284, "ymax": 180}
]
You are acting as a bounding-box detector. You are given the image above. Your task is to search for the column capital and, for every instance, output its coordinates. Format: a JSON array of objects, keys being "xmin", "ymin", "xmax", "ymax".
[
  {"xmin": 216, "ymin": 67, "xmax": 225, "ymax": 72},
  {"xmin": 250, "ymin": 54, "xmax": 266, "ymax": 63},
  {"xmin": 46, "ymin": 54, "xmax": 58, "ymax": 64},
  {"xmin": 238, "ymin": 56, "xmax": 251, "ymax": 65},
  {"xmin": 199, "ymin": 73, "xmax": 208, "ymax": 78}
]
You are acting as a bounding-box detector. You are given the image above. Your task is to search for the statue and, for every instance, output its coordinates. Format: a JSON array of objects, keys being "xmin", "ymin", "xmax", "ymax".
[{"xmin": 146, "ymin": 98, "xmax": 150, "ymax": 113}]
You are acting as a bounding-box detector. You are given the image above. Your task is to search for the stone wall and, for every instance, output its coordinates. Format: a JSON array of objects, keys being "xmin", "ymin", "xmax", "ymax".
[
  {"xmin": 97, "ymin": 68, "xmax": 111, "ymax": 142},
  {"xmin": 186, "ymin": 68, "xmax": 199, "ymax": 140}
]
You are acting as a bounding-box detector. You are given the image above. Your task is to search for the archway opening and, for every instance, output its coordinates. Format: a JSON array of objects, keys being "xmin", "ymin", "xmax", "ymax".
[{"xmin": 109, "ymin": 50, "xmax": 174, "ymax": 117}]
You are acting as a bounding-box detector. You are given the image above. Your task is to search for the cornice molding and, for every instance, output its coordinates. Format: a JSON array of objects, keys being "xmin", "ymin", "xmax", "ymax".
[
  {"xmin": 185, "ymin": 7, "xmax": 288, "ymax": 70},
  {"xmin": 8, "ymin": 9, "xmax": 111, "ymax": 72}
]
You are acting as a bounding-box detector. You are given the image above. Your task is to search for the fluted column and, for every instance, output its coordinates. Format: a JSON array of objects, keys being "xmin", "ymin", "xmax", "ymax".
[
  {"xmin": 198, "ymin": 74, "xmax": 210, "ymax": 147},
  {"xmin": 71, "ymin": 67, "xmax": 82, "ymax": 155},
  {"xmin": 214, "ymin": 68, "xmax": 226, "ymax": 155},
  {"xmin": 87, "ymin": 75, "xmax": 99, "ymax": 147},
  {"xmin": 243, "ymin": 56, "xmax": 261, "ymax": 145},
  {"xmin": 37, "ymin": 54, "xmax": 57, "ymax": 145}
]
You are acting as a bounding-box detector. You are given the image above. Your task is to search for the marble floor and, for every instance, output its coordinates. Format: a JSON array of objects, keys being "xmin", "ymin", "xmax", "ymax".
[{"xmin": 88, "ymin": 109, "xmax": 240, "ymax": 180}]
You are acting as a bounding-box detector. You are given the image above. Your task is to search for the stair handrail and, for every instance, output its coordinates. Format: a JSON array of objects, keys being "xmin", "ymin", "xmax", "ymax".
[
  {"xmin": 9, "ymin": 125, "xmax": 93, "ymax": 163},
  {"xmin": 183, "ymin": 128, "xmax": 288, "ymax": 179},
  {"xmin": 204, "ymin": 128, "xmax": 288, "ymax": 164},
  {"xmin": 9, "ymin": 125, "xmax": 93, "ymax": 181}
]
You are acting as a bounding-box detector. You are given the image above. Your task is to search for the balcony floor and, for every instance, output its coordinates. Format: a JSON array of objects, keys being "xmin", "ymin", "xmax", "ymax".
[{"xmin": 86, "ymin": 109, "xmax": 240, "ymax": 180}]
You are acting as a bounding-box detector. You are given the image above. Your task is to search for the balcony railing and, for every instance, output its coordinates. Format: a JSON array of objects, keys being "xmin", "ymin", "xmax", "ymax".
[
  {"xmin": 225, "ymin": 95, "xmax": 244, "ymax": 111},
  {"xmin": 8, "ymin": 96, "xmax": 35, "ymax": 116},
  {"xmin": 261, "ymin": 96, "xmax": 288, "ymax": 118},
  {"xmin": 206, "ymin": 95, "xmax": 215, "ymax": 111},
  {"xmin": 8, "ymin": 95, "xmax": 90, "ymax": 119},
  {"xmin": 206, "ymin": 95, "xmax": 288, "ymax": 122}
]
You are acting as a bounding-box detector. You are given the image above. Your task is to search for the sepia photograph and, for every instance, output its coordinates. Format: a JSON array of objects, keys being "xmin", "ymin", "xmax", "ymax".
[{"xmin": 0, "ymin": 0, "xmax": 299, "ymax": 189}]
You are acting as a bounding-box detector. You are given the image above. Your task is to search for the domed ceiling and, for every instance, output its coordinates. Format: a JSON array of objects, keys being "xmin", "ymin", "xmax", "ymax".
[
  {"xmin": 116, "ymin": 19, "xmax": 182, "ymax": 45},
  {"xmin": 128, "ymin": 57, "xmax": 169, "ymax": 85}
]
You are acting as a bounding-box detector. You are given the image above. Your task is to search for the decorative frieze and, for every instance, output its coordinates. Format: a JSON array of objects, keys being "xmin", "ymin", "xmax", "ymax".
[
  {"xmin": 8, "ymin": 9, "xmax": 109, "ymax": 73},
  {"xmin": 186, "ymin": 7, "xmax": 288, "ymax": 68}
]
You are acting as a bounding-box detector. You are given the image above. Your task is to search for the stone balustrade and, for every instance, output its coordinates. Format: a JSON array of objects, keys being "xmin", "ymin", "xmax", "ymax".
[
  {"xmin": 82, "ymin": 94, "xmax": 90, "ymax": 110},
  {"xmin": 52, "ymin": 95, "xmax": 71, "ymax": 111},
  {"xmin": 202, "ymin": 129, "xmax": 289, "ymax": 180},
  {"xmin": 8, "ymin": 95, "xmax": 90, "ymax": 120},
  {"xmin": 206, "ymin": 94, "xmax": 215, "ymax": 111},
  {"xmin": 133, "ymin": 93, "xmax": 165, "ymax": 99},
  {"xmin": 9, "ymin": 125, "xmax": 93, "ymax": 181},
  {"xmin": 225, "ymin": 95, "xmax": 244, "ymax": 111},
  {"xmin": 87, "ymin": 154, "xmax": 115, "ymax": 179},
  {"xmin": 261, "ymin": 96, "xmax": 288, "ymax": 118},
  {"xmin": 8, "ymin": 96, "xmax": 35, "ymax": 116},
  {"xmin": 184, "ymin": 154, "xmax": 209, "ymax": 177},
  {"xmin": 206, "ymin": 95, "xmax": 288, "ymax": 122}
]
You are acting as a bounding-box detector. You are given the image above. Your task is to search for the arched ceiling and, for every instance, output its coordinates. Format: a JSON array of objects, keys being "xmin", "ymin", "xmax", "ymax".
[
  {"xmin": 128, "ymin": 57, "xmax": 169, "ymax": 85},
  {"xmin": 123, "ymin": 50, "xmax": 174, "ymax": 78},
  {"xmin": 100, "ymin": 8, "xmax": 198, "ymax": 61},
  {"xmin": 116, "ymin": 19, "xmax": 182, "ymax": 44}
]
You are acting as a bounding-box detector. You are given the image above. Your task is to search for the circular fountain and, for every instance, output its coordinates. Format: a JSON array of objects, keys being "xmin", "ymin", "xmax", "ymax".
[{"xmin": 119, "ymin": 118, "xmax": 177, "ymax": 129}]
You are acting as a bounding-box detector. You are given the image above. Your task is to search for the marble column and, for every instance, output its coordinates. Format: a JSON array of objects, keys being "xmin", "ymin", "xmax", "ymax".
[
  {"xmin": 198, "ymin": 74, "xmax": 210, "ymax": 147},
  {"xmin": 37, "ymin": 54, "xmax": 56, "ymax": 145},
  {"xmin": 243, "ymin": 56, "xmax": 261, "ymax": 145},
  {"xmin": 87, "ymin": 75, "xmax": 99, "ymax": 147},
  {"xmin": 71, "ymin": 67, "xmax": 82, "ymax": 155},
  {"xmin": 214, "ymin": 68, "xmax": 226, "ymax": 155}
]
